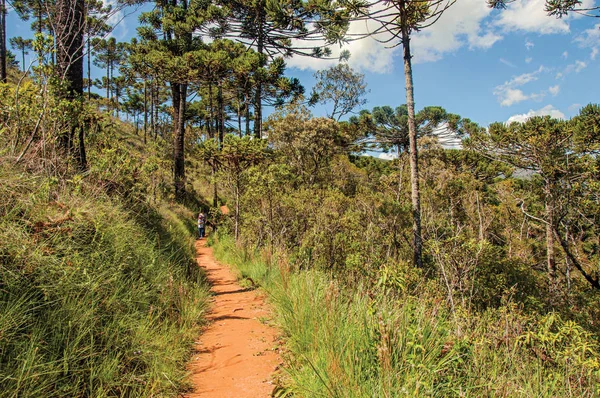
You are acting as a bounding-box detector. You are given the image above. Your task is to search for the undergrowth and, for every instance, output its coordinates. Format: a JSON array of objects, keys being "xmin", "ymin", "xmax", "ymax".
[
  {"xmin": 212, "ymin": 234, "xmax": 600, "ymax": 397},
  {"xmin": 0, "ymin": 163, "xmax": 209, "ymax": 397}
]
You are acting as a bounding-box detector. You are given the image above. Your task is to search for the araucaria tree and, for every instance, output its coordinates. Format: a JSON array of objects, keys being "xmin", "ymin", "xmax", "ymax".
[
  {"xmin": 137, "ymin": 0, "xmax": 222, "ymax": 200},
  {"xmin": 353, "ymin": 0, "xmax": 456, "ymax": 268}
]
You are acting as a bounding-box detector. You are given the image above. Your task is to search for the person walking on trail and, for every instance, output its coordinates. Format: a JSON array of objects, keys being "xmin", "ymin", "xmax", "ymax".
[{"xmin": 198, "ymin": 212, "xmax": 206, "ymax": 238}]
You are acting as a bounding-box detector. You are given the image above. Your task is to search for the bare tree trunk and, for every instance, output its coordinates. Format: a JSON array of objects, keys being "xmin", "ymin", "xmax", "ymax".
[
  {"xmin": 235, "ymin": 177, "xmax": 240, "ymax": 240},
  {"xmin": 545, "ymin": 185, "xmax": 556, "ymax": 281},
  {"xmin": 55, "ymin": 0, "xmax": 85, "ymax": 169},
  {"xmin": 253, "ymin": 2, "xmax": 265, "ymax": 139},
  {"xmin": 143, "ymin": 78, "xmax": 148, "ymax": 144},
  {"xmin": 218, "ymin": 81, "xmax": 224, "ymax": 146},
  {"xmin": 171, "ymin": 82, "xmax": 187, "ymax": 200},
  {"xmin": 0, "ymin": 0, "xmax": 6, "ymax": 83},
  {"xmin": 401, "ymin": 20, "xmax": 423, "ymax": 268},
  {"xmin": 87, "ymin": 35, "xmax": 91, "ymax": 100},
  {"xmin": 245, "ymin": 91, "xmax": 250, "ymax": 136}
]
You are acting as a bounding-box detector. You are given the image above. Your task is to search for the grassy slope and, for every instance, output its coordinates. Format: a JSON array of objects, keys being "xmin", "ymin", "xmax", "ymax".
[
  {"xmin": 212, "ymin": 235, "xmax": 600, "ymax": 397},
  {"xmin": 0, "ymin": 98, "xmax": 210, "ymax": 398}
]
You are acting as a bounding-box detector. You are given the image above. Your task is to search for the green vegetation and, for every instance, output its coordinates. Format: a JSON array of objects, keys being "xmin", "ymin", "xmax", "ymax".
[
  {"xmin": 2, "ymin": 0, "xmax": 600, "ymax": 395},
  {"xmin": 214, "ymin": 234, "xmax": 600, "ymax": 397}
]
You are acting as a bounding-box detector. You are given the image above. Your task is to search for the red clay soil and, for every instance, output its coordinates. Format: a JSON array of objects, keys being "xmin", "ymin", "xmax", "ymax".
[{"xmin": 185, "ymin": 239, "xmax": 280, "ymax": 398}]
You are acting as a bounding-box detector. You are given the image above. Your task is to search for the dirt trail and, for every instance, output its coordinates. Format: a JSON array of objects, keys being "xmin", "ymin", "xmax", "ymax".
[{"xmin": 186, "ymin": 239, "xmax": 280, "ymax": 398}]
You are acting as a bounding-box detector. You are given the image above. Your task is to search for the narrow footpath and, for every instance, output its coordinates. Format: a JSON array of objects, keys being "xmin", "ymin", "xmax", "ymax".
[{"xmin": 185, "ymin": 239, "xmax": 280, "ymax": 398}]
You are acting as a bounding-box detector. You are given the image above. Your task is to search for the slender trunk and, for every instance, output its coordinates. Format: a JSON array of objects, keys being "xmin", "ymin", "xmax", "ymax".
[
  {"xmin": 150, "ymin": 81, "xmax": 155, "ymax": 139},
  {"xmin": 253, "ymin": 2, "xmax": 265, "ymax": 138},
  {"xmin": 235, "ymin": 177, "xmax": 240, "ymax": 240},
  {"xmin": 87, "ymin": 35, "xmax": 91, "ymax": 100},
  {"xmin": 106, "ymin": 64, "xmax": 109, "ymax": 101},
  {"xmin": 212, "ymin": 164, "xmax": 218, "ymax": 207},
  {"xmin": 218, "ymin": 82, "xmax": 224, "ymax": 146},
  {"xmin": 237, "ymin": 93, "xmax": 242, "ymax": 137},
  {"xmin": 545, "ymin": 185, "xmax": 556, "ymax": 281},
  {"xmin": 0, "ymin": 0, "xmax": 6, "ymax": 83},
  {"xmin": 143, "ymin": 78, "xmax": 148, "ymax": 144},
  {"xmin": 171, "ymin": 82, "xmax": 187, "ymax": 200},
  {"xmin": 245, "ymin": 91, "xmax": 250, "ymax": 136},
  {"xmin": 208, "ymin": 81, "xmax": 215, "ymax": 139},
  {"xmin": 78, "ymin": 124, "xmax": 87, "ymax": 170},
  {"xmin": 401, "ymin": 19, "xmax": 423, "ymax": 268}
]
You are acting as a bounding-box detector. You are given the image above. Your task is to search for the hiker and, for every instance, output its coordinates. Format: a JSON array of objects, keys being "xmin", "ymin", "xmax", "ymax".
[{"xmin": 197, "ymin": 212, "xmax": 206, "ymax": 238}]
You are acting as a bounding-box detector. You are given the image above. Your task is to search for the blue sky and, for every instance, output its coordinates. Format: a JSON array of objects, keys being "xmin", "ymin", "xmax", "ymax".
[{"xmin": 6, "ymin": 0, "xmax": 599, "ymax": 133}]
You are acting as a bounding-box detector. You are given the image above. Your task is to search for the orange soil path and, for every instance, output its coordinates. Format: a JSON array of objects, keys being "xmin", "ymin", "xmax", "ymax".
[{"xmin": 185, "ymin": 239, "xmax": 280, "ymax": 398}]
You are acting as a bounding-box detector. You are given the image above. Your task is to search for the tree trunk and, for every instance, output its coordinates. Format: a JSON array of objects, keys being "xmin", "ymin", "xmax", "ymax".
[
  {"xmin": 235, "ymin": 177, "xmax": 240, "ymax": 240},
  {"xmin": 171, "ymin": 82, "xmax": 187, "ymax": 200},
  {"xmin": 401, "ymin": 19, "xmax": 423, "ymax": 268},
  {"xmin": 87, "ymin": 35, "xmax": 91, "ymax": 99},
  {"xmin": 253, "ymin": 2, "xmax": 265, "ymax": 139},
  {"xmin": 0, "ymin": 0, "xmax": 6, "ymax": 83},
  {"xmin": 245, "ymin": 91, "xmax": 251, "ymax": 136},
  {"xmin": 55, "ymin": 0, "xmax": 85, "ymax": 168},
  {"xmin": 545, "ymin": 185, "xmax": 556, "ymax": 281},
  {"xmin": 237, "ymin": 91, "xmax": 242, "ymax": 137},
  {"xmin": 143, "ymin": 78, "xmax": 148, "ymax": 144},
  {"xmin": 218, "ymin": 82, "xmax": 224, "ymax": 146}
]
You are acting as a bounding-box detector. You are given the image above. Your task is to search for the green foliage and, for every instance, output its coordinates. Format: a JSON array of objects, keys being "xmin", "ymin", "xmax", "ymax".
[
  {"xmin": 0, "ymin": 163, "xmax": 209, "ymax": 397},
  {"xmin": 213, "ymin": 235, "xmax": 600, "ymax": 397}
]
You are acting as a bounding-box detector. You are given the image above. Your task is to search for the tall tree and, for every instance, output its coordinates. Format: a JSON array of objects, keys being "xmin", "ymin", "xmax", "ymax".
[
  {"xmin": 54, "ymin": 0, "xmax": 86, "ymax": 168},
  {"xmin": 137, "ymin": 0, "xmax": 223, "ymax": 199},
  {"xmin": 9, "ymin": 37, "xmax": 33, "ymax": 71},
  {"xmin": 217, "ymin": 0, "xmax": 357, "ymax": 138},
  {"xmin": 351, "ymin": 0, "xmax": 456, "ymax": 268},
  {"xmin": 466, "ymin": 116, "xmax": 573, "ymax": 286}
]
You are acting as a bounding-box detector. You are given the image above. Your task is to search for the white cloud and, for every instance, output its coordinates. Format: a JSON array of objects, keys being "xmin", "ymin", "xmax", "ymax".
[
  {"xmin": 525, "ymin": 40, "xmax": 535, "ymax": 50},
  {"xmin": 378, "ymin": 152, "xmax": 397, "ymax": 160},
  {"xmin": 525, "ymin": 57, "xmax": 533, "ymax": 63},
  {"xmin": 287, "ymin": 0, "xmax": 502, "ymax": 72},
  {"xmin": 568, "ymin": 103, "xmax": 582, "ymax": 113},
  {"xmin": 500, "ymin": 58, "xmax": 517, "ymax": 68},
  {"xmin": 493, "ymin": 0, "xmax": 594, "ymax": 34},
  {"xmin": 507, "ymin": 105, "xmax": 565, "ymax": 123},
  {"xmin": 494, "ymin": 66, "xmax": 548, "ymax": 106},
  {"xmin": 564, "ymin": 60, "xmax": 587, "ymax": 74},
  {"xmin": 562, "ymin": 51, "xmax": 568, "ymax": 59},
  {"xmin": 499, "ymin": 89, "xmax": 530, "ymax": 106},
  {"xmin": 574, "ymin": 23, "xmax": 599, "ymax": 62},
  {"xmin": 548, "ymin": 85, "xmax": 560, "ymax": 96}
]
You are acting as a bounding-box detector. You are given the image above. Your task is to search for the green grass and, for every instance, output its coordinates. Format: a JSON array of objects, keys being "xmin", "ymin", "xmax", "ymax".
[
  {"xmin": 212, "ymin": 234, "xmax": 600, "ymax": 397},
  {"xmin": 0, "ymin": 164, "xmax": 209, "ymax": 397}
]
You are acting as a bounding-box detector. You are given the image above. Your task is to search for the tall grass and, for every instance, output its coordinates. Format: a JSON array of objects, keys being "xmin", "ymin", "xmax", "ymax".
[
  {"xmin": 0, "ymin": 164, "xmax": 209, "ymax": 397},
  {"xmin": 212, "ymin": 234, "xmax": 600, "ymax": 397}
]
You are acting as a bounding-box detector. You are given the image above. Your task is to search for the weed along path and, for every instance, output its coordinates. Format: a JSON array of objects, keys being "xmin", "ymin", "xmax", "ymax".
[{"xmin": 186, "ymin": 239, "xmax": 280, "ymax": 398}]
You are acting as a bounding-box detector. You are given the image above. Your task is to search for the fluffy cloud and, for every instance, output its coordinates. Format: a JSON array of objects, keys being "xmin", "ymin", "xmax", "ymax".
[
  {"xmin": 564, "ymin": 60, "xmax": 587, "ymax": 74},
  {"xmin": 493, "ymin": 0, "xmax": 595, "ymax": 34},
  {"xmin": 507, "ymin": 105, "xmax": 565, "ymax": 123},
  {"xmin": 378, "ymin": 152, "xmax": 397, "ymax": 160},
  {"xmin": 525, "ymin": 57, "xmax": 533, "ymax": 63},
  {"xmin": 562, "ymin": 51, "xmax": 568, "ymax": 59},
  {"xmin": 548, "ymin": 85, "xmax": 560, "ymax": 96},
  {"xmin": 494, "ymin": 66, "xmax": 548, "ymax": 106},
  {"xmin": 287, "ymin": 0, "xmax": 501, "ymax": 72},
  {"xmin": 575, "ymin": 24, "xmax": 600, "ymax": 61}
]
